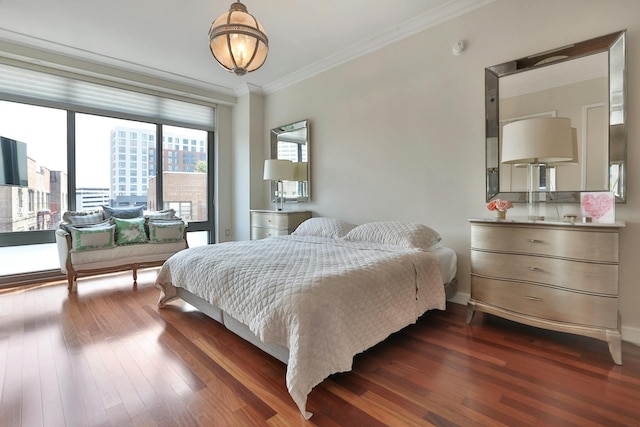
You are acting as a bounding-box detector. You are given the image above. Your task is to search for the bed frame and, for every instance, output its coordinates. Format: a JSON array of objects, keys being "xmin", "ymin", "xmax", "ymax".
[{"xmin": 176, "ymin": 278, "xmax": 457, "ymax": 364}]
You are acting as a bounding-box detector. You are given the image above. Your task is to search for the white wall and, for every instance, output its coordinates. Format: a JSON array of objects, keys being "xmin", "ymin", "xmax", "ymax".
[{"xmin": 262, "ymin": 0, "xmax": 640, "ymax": 344}]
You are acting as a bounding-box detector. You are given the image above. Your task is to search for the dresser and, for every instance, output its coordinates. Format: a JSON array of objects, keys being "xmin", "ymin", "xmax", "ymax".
[
  {"xmin": 467, "ymin": 218, "xmax": 625, "ymax": 364},
  {"xmin": 250, "ymin": 210, "xmax": 312, "ymax": 240}
]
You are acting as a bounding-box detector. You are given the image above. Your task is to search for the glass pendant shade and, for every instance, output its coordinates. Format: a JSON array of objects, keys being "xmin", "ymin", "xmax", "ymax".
[{"xmin": 208, "ymin": 2, "xmax": 268, "ymax": 76}]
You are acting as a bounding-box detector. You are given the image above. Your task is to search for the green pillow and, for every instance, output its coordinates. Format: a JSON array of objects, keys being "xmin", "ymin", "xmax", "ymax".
[
  {"xmin": 113, "ymin": 217, "xmax": 148, "ymax": 245},
  {"xmin": 68, "ymin": 224, "xmax": 116, "ymax": 251},
  {"xmin": 148, "ymin": 220, "xmax": 185, "ymax": 243}
]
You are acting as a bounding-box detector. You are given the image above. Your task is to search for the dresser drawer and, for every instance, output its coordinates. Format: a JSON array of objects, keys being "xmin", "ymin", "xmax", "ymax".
[
  {"xmin": 250, "ymin": 226, "xmax": 289, "ymax": 240},
  {"xmin": 471, "ymin": 251, "xmax": 618, "ymax": 295},
  {"xmin": 251, "ymin": 211, "xmax": 291, "ymax": 229},
  {"xmin": 471, "ymin": 276, "xmax": 618, "ymax": 328},
  {"xmin": 471, "ymin": 224, "xmax": 618, "ymax": 263}
]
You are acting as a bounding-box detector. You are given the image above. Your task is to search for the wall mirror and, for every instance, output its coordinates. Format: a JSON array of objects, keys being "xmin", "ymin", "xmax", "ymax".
[
  {"xmin": 486, "ymin": 30, "xmax": 626, "ymax": 203},
  {"xmin": 270, "ymin": 119, "xmax": 309, "ymax": 203}
]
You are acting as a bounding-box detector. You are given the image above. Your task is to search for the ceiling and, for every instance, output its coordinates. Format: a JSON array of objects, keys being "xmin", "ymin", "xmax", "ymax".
[{"xmin": 0, "ymin": 0, "xmax": 492, "ymax": 97}]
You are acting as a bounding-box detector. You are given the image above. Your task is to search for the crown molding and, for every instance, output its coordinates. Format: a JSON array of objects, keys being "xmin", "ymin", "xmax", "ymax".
[
  {"xmin": 263, "ymin": 0, "xmax": 494, "ymax": 94},
  {"xmin": 234, "ymin": 83, "xmax": 265, "ymax": 97}
]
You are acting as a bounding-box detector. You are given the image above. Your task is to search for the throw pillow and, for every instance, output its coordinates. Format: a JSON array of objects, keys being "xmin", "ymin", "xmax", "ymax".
[
  {"xmin": 67, "ymin": 224, "xmax": 116, "ymax": 251},
  {"xmin": 147, "ymin": 220, "xmax": 185, "ymax": 243},
  {"xmin": 103, "ymin": 205, "xmax": 144, "ymax": 220},
  {"xmin": 112, "ymin": 217, "xmax": 148, "ymax": 245}
]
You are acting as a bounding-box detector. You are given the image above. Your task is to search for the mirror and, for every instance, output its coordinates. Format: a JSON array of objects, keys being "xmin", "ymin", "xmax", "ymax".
[
  {"xmin": 270, "ymin": 119, "xmax": 310, "ymax": 203},
  {"xmin": 486, "ymin": 30, "xmax": 626, "ymax": 203}
]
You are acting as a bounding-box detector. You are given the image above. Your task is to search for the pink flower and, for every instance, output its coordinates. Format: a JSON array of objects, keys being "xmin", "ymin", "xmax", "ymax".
[{"xmin": 487, "ymin": 199, "xmax": 513, "ymax": 212}]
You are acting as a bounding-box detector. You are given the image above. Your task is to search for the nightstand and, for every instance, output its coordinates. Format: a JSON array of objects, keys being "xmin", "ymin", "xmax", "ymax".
[
  {"xmin": 467, "ymin": 218, "xmax": 625, "ymax": 364},
  {"xmin": 250, "ymin": 210, "xmax": 312, "ymax": 240}
]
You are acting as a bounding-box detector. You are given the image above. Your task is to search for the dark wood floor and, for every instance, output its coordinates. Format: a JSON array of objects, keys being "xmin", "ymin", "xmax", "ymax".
[{"xmin": 1, "ymin": 271, "xmax": 639, "ymax": 427}]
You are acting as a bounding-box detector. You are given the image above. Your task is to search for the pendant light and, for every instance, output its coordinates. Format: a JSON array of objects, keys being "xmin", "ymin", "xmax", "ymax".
[{"xmin": 208, "ymin": 1, "xmax": 269, "ymax": 76}]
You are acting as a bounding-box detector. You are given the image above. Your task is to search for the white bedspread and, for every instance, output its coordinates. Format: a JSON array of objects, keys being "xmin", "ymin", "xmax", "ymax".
[{"xmin": 155, "ymin": 235, "xmax": 446, "ymax": 418}]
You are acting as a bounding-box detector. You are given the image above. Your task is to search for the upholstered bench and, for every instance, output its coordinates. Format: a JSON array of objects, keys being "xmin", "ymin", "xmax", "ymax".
[{"xmin": 56, "ymin": 206, "xmax": 188, "ymax": 291}]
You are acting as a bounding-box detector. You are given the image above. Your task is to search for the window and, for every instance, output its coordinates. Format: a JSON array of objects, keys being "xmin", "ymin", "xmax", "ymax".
[
  {"xmin": 162, "ymin": 125, "xmax": 208, "ymax": 222},
  {"xmin": 0, "ymin": 101, "xmax": 67, "ymax": 233},
  {"xmin": 0, "ymin": 60, "xmax": 215, "ymax": 276}
]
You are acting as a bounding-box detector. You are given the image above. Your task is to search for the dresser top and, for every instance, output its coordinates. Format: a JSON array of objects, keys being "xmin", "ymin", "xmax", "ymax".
[
  {"xmin": 469, "ymin": 217, "xmax": 625, "ymax": 228},
  {"xmin": 251, "ymin": 209, "xmax": 312, "ymax": 214}
]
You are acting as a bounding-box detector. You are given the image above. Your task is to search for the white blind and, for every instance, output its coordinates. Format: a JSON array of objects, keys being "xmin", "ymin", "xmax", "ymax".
[{"xmin": 0, "ymin": 62, "xmax": 215, "ymax": 130}]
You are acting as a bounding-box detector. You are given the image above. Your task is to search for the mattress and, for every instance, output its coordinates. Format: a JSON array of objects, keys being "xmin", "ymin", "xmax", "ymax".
[{"xmin": 156, "ymin": 235, "xmax": 452, "ymax": 418}]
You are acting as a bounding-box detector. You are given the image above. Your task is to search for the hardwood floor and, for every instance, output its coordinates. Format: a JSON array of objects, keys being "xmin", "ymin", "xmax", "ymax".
[{"xmin": 1, "ymin": 270, "xmax": 639, "ymax": 426}]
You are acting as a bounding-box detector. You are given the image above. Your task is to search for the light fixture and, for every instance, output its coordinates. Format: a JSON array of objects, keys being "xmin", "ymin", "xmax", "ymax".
[
  {"xmin": 263, "ymin": 159, "xmax": 293, "ymax": 211},
  {"xmin": 502, "ymin": 117, "xmax": 573, "ymax": 220},
  {"xmin": 208, "ymin": 1, "xmax": 268, "ymax": 76}
]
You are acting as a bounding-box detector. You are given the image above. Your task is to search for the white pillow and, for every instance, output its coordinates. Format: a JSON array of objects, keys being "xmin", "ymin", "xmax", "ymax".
[
  {"xmin": 62, "ymin": 210, "xmax": 104, "ymax": 225},
  {"xmin": 292, "ymin": 217, "xmax": 357, "ymax": 238},
  {"xmin": 343, "ymin": 221, "xmax": 442, "ymax": 251},
  {"xmin": 145, "ymin": 209, "xmax": 177, "ymax": 220}
]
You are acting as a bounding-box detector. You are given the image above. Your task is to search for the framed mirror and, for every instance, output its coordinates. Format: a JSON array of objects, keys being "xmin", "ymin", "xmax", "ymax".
[
  {"xmin": 270, "ymin": 119, "xmax": 310, "ymax": 203},
  {"xmin": 486, "ymin": 30, "xmax": 626, "ymax": 203}
]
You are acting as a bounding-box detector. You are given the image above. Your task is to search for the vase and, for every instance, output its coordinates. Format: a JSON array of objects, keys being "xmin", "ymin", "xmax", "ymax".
[{"xmin": 496, "ymin": 210, "xmax": 506, "ymax": 220}]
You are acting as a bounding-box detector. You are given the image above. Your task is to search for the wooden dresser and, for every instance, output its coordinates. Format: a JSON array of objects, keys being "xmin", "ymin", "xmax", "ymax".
[
  {"xmin": 250, "ymin": 210, "xmax": 312, "ymax": 240},
  {"xmin": 467, "ymin": 218, "xmax": 625, "ymax": 364}
]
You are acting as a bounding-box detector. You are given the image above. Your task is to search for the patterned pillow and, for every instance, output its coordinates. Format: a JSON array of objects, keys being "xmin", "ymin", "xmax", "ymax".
[
  {"xmin": 343, "ymin": 221, "xmax": 442, "ymax": 251},
  {"xmin": 292, "ymin": 217, "xmax": 356, "ymax": 238},
  {"xmin": 112, "ymin": 217, "xmax": 148, "ymax": 245},
  {"xmin": 67, "ymin": 224, "xmax": 116, "ymax": 252},
  {"xmin": 145, "ymin": 209, "xmax": 177, "ymax": 220},
  {"xmin": 147, "ymin": 220, "xmax": 185, "ymax": 243},
  {"xmin": 103, "ymin": 205, "xmax": 144, "ymax": 220},
  {"xmin": 62, "ymin": 210, "xmax": 105, "ymax": 225}
]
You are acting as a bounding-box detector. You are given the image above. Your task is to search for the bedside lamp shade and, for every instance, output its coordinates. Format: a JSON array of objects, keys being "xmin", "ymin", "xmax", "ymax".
[
  {"xmin": 264, "ymin": 159, "xmax": 293, "ymax": 211},
  {"xmin": 502, "ymin": 117, "xmax": 573, "ymax": 164},
  {"xmin": 263, "ymin": 159, "xmax": 293, "ymax": 181}
]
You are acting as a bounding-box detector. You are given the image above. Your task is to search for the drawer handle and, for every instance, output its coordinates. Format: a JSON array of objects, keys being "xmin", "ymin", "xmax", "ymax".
[
  {"xmin": 526, "ymin": 239, "xmax": 544, "ymax": 243},
  {"xmin": 525, "ymin": 296, "xmax": 542, "ymax": 302},
  {"xmin": 525, "ymin": 266, "xmax": 543, "ymax": 272}
]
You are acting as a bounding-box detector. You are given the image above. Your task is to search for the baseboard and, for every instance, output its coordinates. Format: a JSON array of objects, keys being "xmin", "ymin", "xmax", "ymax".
[
  {"xmin": 0, "ymin": 269, "xmax": 65, "ymax": 289},
  {"xmin": 447, "ymin": 291, "xmax": 640, "ymax": 346},
  {"xmin": 447, "ymin": 291, "xmax": 469, "ymax": 307},
  {"xmin": 622, "ymin": 325, "xmax": 640, "ymax": 347}
]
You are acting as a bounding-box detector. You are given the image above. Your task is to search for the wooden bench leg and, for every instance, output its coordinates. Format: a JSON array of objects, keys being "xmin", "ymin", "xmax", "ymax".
[
  {"xmin": 67, "ymin": 272, "xmax": 76, "ymax": 292},
  {"xmin": 132, "ymin": 265, "xmax": 138, "ymax": 288}
]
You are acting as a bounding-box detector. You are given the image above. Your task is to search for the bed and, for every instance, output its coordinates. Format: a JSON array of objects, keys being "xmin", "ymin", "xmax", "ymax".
[{"xmin": 154, "ymin": 219, "xmax": 457, "ymax": 418}]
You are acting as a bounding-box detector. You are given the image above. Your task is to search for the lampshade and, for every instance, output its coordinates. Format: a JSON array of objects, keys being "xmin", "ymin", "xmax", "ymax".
[
  {"xmin": 208, "ymin": 1, "xmax": 269, "ymax": 76},
  {"xmin": 515, "ymin": 127, "xmax": 578, "ymax": 167},
  {"xmin": 263, "ymin": 159, "xmax": 293, "ymax": 181},
  {"xmin": 293, "ymin": 162, "xmax": 308, "ymax": 181},
  {"xmin": 502, "ymin": 117, "xmax": 574, "ymax": 164}
]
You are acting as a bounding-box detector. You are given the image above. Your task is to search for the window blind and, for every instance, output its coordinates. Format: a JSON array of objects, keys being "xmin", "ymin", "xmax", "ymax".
[{"xmin": 0, "ymin": 62, "xmax": 215, "ymax": 130}]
